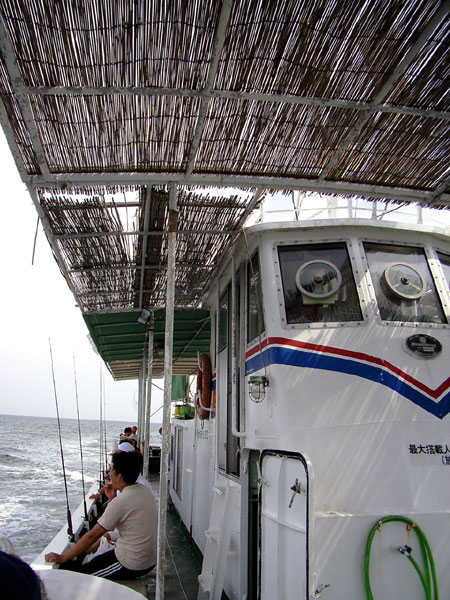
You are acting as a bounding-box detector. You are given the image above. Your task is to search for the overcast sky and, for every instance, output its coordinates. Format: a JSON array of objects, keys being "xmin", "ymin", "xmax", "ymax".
[{"xmin": 0, "ymin": 130, "xmax": 163, "ymax": 424}]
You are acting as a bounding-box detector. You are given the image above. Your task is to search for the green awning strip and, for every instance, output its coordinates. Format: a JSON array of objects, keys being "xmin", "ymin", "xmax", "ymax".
[{"xmin": 83, "ymin": 308, "xmax": 210, "ymax": 367}]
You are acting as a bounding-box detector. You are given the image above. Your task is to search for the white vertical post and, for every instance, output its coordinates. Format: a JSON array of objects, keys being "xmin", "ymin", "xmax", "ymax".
[
  {"xmin": 143, "ymin": 314, "xmax": 154, "ymax": 480},
  {"xmin": 139, "ymin": 355, "xmax": 147, "ymax": 450},
  {"xmin": 231, "ymin": 255, "xmax": 246, "ymax": 438},
  {"xmin": 417, "ymin": 204, "xmax": 423, "ymax": 224},
  {"xmin": 156, "ymin": 185, "xmax": 178, "ymax": 600},
  {"xmin": 371, "ymin": 200, "xmax": 378, "ymax": 219},
  {"xmin": 137, "ymin": 365, "xmax": 143, "ymax": 442}
]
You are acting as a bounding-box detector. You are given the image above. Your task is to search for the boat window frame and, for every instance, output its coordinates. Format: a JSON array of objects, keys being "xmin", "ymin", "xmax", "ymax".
[
  {"xmin": 431, "ymin": 248, "xmax": 450, "ymax": 322},
  {"xmin": 216, "ymin": 277, "xmax": 242, "ymax": 483},
  {"xmin": 436, "ymin": 250, "xmax": 450, "ymax": 292},
  {"xmin": 247, "ymin": 250, "xmax": 266, "ymax": 344},
  {"xmin": 359, "ymin": 237, "xmax": 450, "ymax": 328},
  {"xmin": 273, "ymin": 238, "xmax": 368, "ymax": 330}
]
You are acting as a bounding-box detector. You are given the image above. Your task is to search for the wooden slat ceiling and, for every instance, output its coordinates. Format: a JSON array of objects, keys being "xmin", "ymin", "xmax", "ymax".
[{"xmin": 0, "ymin": 0, "xmax": 449, "ymax": 377}]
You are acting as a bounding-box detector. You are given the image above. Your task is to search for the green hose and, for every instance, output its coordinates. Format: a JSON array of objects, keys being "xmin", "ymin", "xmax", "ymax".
[{"xmin": 364, "ymin": 515, "xmax": 439, "ymax": 600}]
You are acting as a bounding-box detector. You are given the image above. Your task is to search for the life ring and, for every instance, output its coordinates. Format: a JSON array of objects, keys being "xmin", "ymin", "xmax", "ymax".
[{"xmin": 196, "ymin": 354, "xmax": 212, "ymax": 420}]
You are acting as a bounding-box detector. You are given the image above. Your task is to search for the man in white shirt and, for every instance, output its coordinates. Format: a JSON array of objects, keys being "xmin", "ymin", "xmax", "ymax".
[{"xmin": 45, "ymin": 452, "xmax": 158, "ymax": 579}]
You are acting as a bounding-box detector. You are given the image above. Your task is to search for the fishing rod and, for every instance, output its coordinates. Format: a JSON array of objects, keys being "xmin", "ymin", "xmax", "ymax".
[
  {"xmin": 102, "ymin": 371, "xmax": 108, "ymax": 472},
  {"xmin": 49, "ymin": 339, "xmax": 74, "ymax": 542},
  {"xmin": 98, "ymin": 362, "xmax": 104, "ymax": 487},
  {"xmin": 72, "ymin": 354, "xmax": 88, "ymax": 523}
]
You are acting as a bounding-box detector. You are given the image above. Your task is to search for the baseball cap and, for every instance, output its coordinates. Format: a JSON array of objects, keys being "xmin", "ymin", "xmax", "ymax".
[{"xmin": 118, "ymin": 442, "xmax": 135, "ymax": 452}]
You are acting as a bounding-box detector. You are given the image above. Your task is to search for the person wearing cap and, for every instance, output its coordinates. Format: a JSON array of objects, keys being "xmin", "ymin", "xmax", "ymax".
[{"xmin": 45, "ymin": 451, "xmax": 157, "ymax": 580}]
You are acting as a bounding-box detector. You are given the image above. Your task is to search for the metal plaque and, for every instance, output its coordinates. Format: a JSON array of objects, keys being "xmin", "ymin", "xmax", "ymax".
[{"xmin": 405, "ymin": 334, "xmax": 442, "ymax": 359}]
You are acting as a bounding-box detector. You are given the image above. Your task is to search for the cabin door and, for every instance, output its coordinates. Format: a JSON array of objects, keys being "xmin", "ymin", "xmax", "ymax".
[{"xmin": 259, "ymin": 450, "xmax": 310, "ymax": 600}]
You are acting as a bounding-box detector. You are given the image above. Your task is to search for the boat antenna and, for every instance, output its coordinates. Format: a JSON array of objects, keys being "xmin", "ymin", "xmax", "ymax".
[
  {"xmin": 49, "ymin": 338, "xmax": 74, "ymax": 542},
  {"xmin": 73, "ymin": 353, "xmax": 88, "ymax": 522}
]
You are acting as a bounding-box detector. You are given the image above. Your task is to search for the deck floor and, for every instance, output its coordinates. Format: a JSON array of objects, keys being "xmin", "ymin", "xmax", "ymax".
[{"xmin": 117, "ymin": 472, "xmax": 202, "ymax": 600}]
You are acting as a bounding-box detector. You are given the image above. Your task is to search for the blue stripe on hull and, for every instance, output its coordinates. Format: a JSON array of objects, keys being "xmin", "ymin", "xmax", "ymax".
[{"xmin": 245, "ymin": 346, "xmax": 450, "ymax": 419}]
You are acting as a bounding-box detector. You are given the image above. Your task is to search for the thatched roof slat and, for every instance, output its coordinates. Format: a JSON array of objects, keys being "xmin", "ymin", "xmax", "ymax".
[{"xmin": 0, "ymin": 0, "xmax": 448, "ymax": 329}]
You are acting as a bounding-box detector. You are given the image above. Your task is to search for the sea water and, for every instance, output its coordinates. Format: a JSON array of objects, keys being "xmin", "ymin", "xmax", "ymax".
[{"xmin": 0, "ymin": 414, "xmax": 161, "ymax": 563}]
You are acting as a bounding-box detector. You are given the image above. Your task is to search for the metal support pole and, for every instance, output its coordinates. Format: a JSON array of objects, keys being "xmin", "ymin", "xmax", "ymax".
[
  {"xmin": 138, "ymin": 356, "xmax": 146, "ymax": 446},
  {"xmin": 143, "ymin": 314, "xmax": 154, "ymax": 480},
  {"xmin": 231, "ymin": 255, "xmax": 245, "ymax": 438},
  {"xmin": 156, "ymin": 185, "xmax": 178, "ymax": 600},
  {"xmin": 137, "ymin": 367, "xmax": 143, "ymax": 442}
]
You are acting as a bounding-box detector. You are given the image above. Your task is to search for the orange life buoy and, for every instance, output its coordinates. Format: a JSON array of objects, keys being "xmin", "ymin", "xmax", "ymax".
[{"xmin": 196, "ymin": 354, "xmax": 212, "ymax": 420}]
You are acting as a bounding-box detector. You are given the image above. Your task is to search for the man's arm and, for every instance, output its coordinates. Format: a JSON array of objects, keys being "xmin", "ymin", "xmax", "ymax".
[{"xmin": 45, "ymin": 523, "xmax": 106, "ymax": 564}]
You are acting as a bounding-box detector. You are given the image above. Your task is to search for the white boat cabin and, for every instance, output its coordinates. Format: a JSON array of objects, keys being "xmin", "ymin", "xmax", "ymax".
[{"xmin": 170, "ymin": 218, "xmax": 450, "ymax": 600}]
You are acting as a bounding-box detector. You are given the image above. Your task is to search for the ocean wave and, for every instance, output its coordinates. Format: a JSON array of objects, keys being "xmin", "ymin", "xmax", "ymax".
[{"xmin": 0, "ymin": 453, "xmax": 24, "ymax": 465}]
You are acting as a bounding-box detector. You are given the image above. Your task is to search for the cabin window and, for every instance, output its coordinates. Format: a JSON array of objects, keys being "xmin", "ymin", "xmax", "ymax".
[
  {"xmin": 173, "ymin": 427, "xmax": 183, "ymax": 499},
  {"xmin": 278, "ymin": 243, "xmax": 362, "ymax": 324},
  {"xmin": 219, "ymin": 291, "xmax": 228, "ymax": 351},
  {"xmin": 437, "ymin": 252, "xmax": 450, "ymax": 291},
  {"xmin": 364, "ymin": 243, "xmax": 446, "ymax": 324},
  {"xmin": 247, "ymin": 252, "xmax": 265, "ymax": 343}
]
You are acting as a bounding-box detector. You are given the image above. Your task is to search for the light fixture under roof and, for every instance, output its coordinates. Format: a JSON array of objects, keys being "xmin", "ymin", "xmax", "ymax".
[{"xmin": 137, "ymin": 308, "xmax": 151, "ymax": 325}]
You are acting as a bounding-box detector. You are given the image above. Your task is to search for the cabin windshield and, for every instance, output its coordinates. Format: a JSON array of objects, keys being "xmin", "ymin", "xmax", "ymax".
[
  {"xmin": 278, "ymin": 242, "xmax": 362, "ymax": 324},
  {"xmin": 364, "ymin": 243, "xmax": 446, "ymax": 324}
]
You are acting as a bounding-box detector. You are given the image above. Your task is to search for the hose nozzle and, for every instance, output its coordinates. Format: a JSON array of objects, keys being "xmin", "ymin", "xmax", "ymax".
[{"xmin": 397, "ymin": 545, "xmax": 412, "ymax": 557}]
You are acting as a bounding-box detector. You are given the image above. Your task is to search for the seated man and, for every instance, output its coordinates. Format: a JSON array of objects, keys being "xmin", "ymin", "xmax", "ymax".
[
  {"xmin": 89, "ymin": 442, "xmax": 148, "ymax": 501},
  {"xmin": 128, "ymin": 425, "xmax": 139, "ymax": 446},
  {"xmin": 45, "ymin": 452, "xmax": 157, "ymax": 580},
  {"xmin": 120, "ymin": 427, "xmax": 137, "ymax": 447}
]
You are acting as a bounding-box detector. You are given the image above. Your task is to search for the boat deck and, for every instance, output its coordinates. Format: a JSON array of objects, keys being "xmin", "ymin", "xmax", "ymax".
[{"xmin": 117, "ymin": 472, "xmax": 201, "ymax": 600}]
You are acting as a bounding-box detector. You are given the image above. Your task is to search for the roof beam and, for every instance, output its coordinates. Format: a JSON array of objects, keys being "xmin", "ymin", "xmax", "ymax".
[
  {"xmin": 29, "ymin": 172, "xmax": 450, "ymax": 207},
  {"xmin": 185, "ymin": 0, "xmax": 233, "ymax": 174},
  {"xmin": 0, "ymin": 88, "xmax": 32, "ymax": 182},
  {"xmin": 78, "ymin": 287, "xmax": 204, "ymax": 298},
  {"xmin": 69, "ymin": 263, "xmax": 215, "ymax": 273},
  {"xmin": 26, "ymin": 86, "xmax": 450, "ymax": 122},
  {"xmin": 45, "ymin": 200, "xmax": 246, "ymax": 209},
  {"xmin": 0, "ymin": 16, "xmax": 50, "ymax": 176},
  {"xmin": 138, "ymin": 186, "xmax": 152, "ymax": 308},
  {"xmin": 318, "ymin": 2, "xmax": 450, "ymax": 183},
  {"xmin": 54, "ymin": 229, "xmax": 233, "ymax": 240},
  {"xmin": 429, "ymin": 177, "xmax": 450, "ymax": 207}
]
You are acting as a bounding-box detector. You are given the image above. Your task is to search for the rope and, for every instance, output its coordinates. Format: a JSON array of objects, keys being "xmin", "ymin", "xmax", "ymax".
[
  {"xmin": 165, "ymin": 533, "xmax": 189, "ymax": 600},
  {"xmin": 48, "ymin": 338, "xmax": 74, "ymax": 542}
]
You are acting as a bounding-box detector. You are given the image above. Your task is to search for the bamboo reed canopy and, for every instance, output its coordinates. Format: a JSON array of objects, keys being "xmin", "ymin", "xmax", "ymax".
[{"xmin": 0, "ymin": 0, "xmax": 449, "ymax": 378}]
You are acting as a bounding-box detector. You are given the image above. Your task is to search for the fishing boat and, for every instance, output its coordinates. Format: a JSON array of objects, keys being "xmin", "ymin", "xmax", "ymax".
[{"xmin": 0, "ymin": 1, "xmax": 449, "ymax": 599}]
